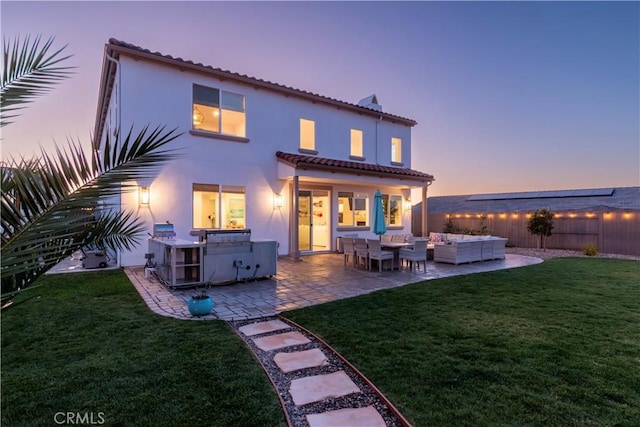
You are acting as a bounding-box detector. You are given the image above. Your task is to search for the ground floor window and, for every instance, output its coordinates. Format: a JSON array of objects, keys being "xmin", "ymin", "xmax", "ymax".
[
  {"xmin": 193, "ymin": 184, "xmax": 246, "ymax": 229},
  {"xmin": 338, "ymin": 192, "xmax": 369, "ymax": 227},
  {"xmin": 382, "ymin": 194, "xmax": 403, "ymax": 225}
]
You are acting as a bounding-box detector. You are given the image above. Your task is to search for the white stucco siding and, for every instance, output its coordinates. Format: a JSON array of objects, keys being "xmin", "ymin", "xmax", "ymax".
[
  {"xmin": 109, "ymin": 54, "xmax": 418, "ymax": 266},
  {"xmin": 117, "ymin": 56, "xmax": 413, "ymax": 166}
]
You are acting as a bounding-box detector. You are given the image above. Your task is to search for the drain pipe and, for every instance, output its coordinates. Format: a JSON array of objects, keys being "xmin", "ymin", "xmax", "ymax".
[
  {"xmin": 105, "ymin": 53, "xmax": 121, "ymax": 140},
  {"xmin": 104, "ymin": 53, "xmax": 122, "ymax": 267},
  {"xmin": 375, "ymin": 115, "xmax": 383, "ymax": 165}
]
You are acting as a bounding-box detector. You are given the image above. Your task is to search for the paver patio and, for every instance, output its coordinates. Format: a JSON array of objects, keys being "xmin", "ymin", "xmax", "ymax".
[
  {"xmin": 49, "ymin": 252, "xmax": 542, "ymax": 320},
  {"xmin": 123, "ymin": 253, "xmax": 542, "ymax": 321}
]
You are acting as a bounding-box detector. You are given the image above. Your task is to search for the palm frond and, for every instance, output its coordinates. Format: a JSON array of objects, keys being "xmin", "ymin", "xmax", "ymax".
[
  {"xmin": 1, "ymin": 126, "xmax": 181, "ymax": 296},
  {"xmin": 1, "ymin": 35, "xmax": 74, "ymax": 127}
]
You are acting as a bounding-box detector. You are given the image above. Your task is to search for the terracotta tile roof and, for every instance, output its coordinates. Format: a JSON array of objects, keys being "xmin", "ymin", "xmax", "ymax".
[
  {"xmin": 105, "ymin": 38, "xmax": 417, "ymax": 126},
  {"xmin": 276, "ymin": 151, "xmax": 434, "ymax": 183}
]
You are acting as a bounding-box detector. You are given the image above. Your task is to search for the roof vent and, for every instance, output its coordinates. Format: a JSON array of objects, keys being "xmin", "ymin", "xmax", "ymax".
[{"xmin": 358, "ymin": 94, "xmax": 382, "ymax": 111}]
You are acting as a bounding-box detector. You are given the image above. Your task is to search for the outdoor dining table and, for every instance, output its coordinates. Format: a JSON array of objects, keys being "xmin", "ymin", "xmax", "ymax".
[{"xmin": 380, "ymin": 241, "xmax": 411, "ymax": 270}]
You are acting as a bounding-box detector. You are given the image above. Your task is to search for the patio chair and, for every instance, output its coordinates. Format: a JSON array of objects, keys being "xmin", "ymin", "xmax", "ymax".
[
  {"xmin": 381, "ymin": 234, "xmax": 392, "ymax": 243},
  {"xmin": 391, "ymin": 234, "xmax": 406, "ymax": 243},
  {"xmin": 353, "ymin": 238, "xmax": 369, "ymax": 269},
  {"xmin": 367, "ymin": 239, "xmax": 394, "ymax": 272},
  {"xmin": 342, "ymin": 238, "xmax": 357, "ymax": 267},
  {"xmin": 399, "ymin": 239, "xmax": 428, "ymax": 272}
]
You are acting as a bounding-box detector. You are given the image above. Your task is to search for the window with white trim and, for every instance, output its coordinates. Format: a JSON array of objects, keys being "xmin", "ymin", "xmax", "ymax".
[
  {"xmin": 391, "ymin": 137, "xmax": 402, "ymax": 163},
  {"xmin": 192, "ymin": 84, "xmax": 246, "ymax": 137},
  {"xmin": 382, "ymin": 194, "xmax": 403, "ymax": 225},
  {"xmin": 300, "ymin": 118, "xmax": 315, "ymax": 151},
  {"xmin": 193, "ymin": 184, "xmax": 246, "ymax": 229},
  {"xmin": 350, "ymin": 129, "xmax": 363, "ymax": 157},
  {"xmin": 338, "ymin": 192, "xmax": 369, "ymax": 227}
]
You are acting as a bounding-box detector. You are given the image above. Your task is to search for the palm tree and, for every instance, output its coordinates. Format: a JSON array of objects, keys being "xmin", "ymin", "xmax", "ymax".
[{"xmin": 1, "ymin": 35, "xmax": 180, "ymax": 304}]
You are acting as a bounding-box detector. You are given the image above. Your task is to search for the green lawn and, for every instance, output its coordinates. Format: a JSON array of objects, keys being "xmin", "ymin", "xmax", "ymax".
[
  {"xmin": 1, "ymin": 271, "xmax": 285, "ymax": 427},
  {"xmin": 3, "ymin": 259, "xmax": 639, "ymax": 427},
  {"xmin": 285, "ymin": 258, "xmax": 640, "ymax": 426}
]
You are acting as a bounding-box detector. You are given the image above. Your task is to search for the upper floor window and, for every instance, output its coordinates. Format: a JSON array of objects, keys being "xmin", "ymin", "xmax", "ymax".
[
  {"xmin": 382, "ymin": 194, "xmax": 403, "ymax": 225},
  {"xmin": 350, "ymin": 129, "xmax": 363, "ymax": 158},
  {"xmin": 193, "ymin": 183, "xmax": 246, "ymax": 230},
  {"xmin": 391, "ymin": 137, "xmax": 402, "ymax": 163},
  {"xmin": 192, "ymin": 84, "xmax": 246, "ymax": 137},
  {"xmin": 300, "ymin": 118, "xmax": 315, "ymax": 151},
  {"xmin": 338, "ymin": 192, "xmax": 369, "ymax": 227}
]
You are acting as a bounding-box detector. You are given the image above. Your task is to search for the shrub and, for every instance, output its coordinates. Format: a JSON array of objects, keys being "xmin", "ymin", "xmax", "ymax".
[
  {"xmin": 582, "ymin": 243, "xmax": 599, "ymax": 256},
  {"xmin": 527, "ymin": 209, "xmax": 555, "ymax": 250}
]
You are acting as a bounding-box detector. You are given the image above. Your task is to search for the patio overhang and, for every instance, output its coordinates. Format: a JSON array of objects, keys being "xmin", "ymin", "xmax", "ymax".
[
  {"xmin": 277, "ymin": 152, "xmax": 435, "ymax": 246},
  {"xmin": 276, "ymin": 151, "xmax": 434, "ymax": 188}
]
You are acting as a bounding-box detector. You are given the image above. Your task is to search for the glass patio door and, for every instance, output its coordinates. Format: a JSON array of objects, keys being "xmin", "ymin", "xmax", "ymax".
[
  {"xmin": 298, "ymin": 190, "xmax": 330, "ymax": 252},
  {"xmin": 298, "ymin": 191, "xmax": 312, "ymax": 251}
]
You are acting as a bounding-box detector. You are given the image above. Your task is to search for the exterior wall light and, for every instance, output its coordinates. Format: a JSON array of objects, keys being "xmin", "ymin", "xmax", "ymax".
[
  {"xmin": 140, "ymin": 186, "xmax": 150, "ymax": 206},
  {"xmin": 273, "ymin": 192, "xmax": 283, "ymax": 209}
]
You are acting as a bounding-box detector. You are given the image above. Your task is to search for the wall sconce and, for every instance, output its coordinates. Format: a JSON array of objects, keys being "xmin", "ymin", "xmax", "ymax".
[
  {"xmin": 139, "ymin": 186, "xmax": 150, "ymax": 206},
  {"xmin": 273, "ymin": 192, "xmax": 283, "ymax": 209},
  {"xmin": 405, "ymin": 197, "xmax": 412, "ymax": 212}
]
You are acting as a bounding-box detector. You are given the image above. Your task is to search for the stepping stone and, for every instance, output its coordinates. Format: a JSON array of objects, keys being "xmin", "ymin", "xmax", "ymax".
[
  {"xmin": 253, "ymin": 331, "xmax": 310, "ymax": 351},
  {"xmin": 306, "ymin": 406, "xmax": 386, "ymax": 427},
  {"xmin": 289, "ymin": 370, "xmax": 360, "ymax": 406},
  {"xmin": 239, "ymin": 319, "xmax": 290, "ymax": 336},
  {"xmin": 274, "ymin": 348, "xmax": 328, "ymax": 373}
]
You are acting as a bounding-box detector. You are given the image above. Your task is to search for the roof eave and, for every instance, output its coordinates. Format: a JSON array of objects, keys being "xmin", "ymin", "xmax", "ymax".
[
  {"xmin": 278, "ymin": 157, "xmax": 434, "ymax": 184},
  {"xmin": 303, "ymin": 163, "xmax": 434, "ymax": 183},
  {"xmin": 104, "ymin": 41, "xmax": 417, "ymax": 127},
  {"xmin": 93, "ymin": 45, "xmax": 119, "ymax": 149}
]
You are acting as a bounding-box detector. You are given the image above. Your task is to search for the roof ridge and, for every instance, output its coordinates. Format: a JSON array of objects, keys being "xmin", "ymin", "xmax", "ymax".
[{"xmin": 106, "ymin": 38, "xmax": 417, "ymax": 125}]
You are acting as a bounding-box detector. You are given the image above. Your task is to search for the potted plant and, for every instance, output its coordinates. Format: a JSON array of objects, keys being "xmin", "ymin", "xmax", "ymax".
[{"xmin": 188, "ymin": 288, "xmax": 213, "ymax": 316}]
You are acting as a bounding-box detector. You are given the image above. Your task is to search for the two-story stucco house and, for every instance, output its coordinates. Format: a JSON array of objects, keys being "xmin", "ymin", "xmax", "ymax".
[{"xmin": 94, "ymin": 39, "xmax": 434, "ymax": 267}]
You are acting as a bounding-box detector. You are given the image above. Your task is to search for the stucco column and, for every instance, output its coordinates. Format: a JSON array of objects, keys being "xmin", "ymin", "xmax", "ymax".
[
  {"xmin": 291, "ymin": 175, "xmax": 301, "ymax": 260},
  {"xmin": 421, "ymin": 185, "xmax": 428, "ymax": 237}
]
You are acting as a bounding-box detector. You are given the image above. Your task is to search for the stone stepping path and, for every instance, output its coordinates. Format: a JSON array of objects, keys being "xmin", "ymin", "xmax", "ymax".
[
  {"xmin": 274, "ymin": 348, "xmax": 328, "ymax": 374},
  {"xmin": 289, "ymin": 371, "xmax": 360, "ymax": 406},
  {"xmin": 230, "ymin": 317, "xmax": 411, "ymax": 427},
  {"xmin": 254, "ymin": 331, "xmax": 311, "ymax": 351},
  {"xmin": 307, "ymin": 406, "xmax": 386, "ymax": 427}
]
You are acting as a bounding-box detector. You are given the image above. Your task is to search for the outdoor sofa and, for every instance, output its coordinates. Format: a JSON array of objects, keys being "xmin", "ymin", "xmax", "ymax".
[{"xmin": 429, "ymin": 233, "xmax": 507, "ymax": 265}]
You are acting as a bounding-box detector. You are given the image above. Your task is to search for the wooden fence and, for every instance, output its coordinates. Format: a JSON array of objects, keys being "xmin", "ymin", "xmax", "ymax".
[{"xmin": 412, "ymin": 209, "xmax": 640, "ymax": 256}]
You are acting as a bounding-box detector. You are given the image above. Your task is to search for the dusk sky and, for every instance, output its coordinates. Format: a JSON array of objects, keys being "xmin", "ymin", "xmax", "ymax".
[{"xmin": 2, "ymin": 1, "xmax": 638, "ymax": 197}]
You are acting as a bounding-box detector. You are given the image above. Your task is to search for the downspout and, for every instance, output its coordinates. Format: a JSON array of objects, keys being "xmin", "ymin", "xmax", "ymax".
[
  {"xmin": 105, "ymin": 53, "xmax": 121, "ymax": 144},
  {"xmin": 375, "ymin": 115, "xmax": 383, "ymax": 165},
  {"xmin": 104, "ymin": 53, "xmax": 122, "ymax": 267}
]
